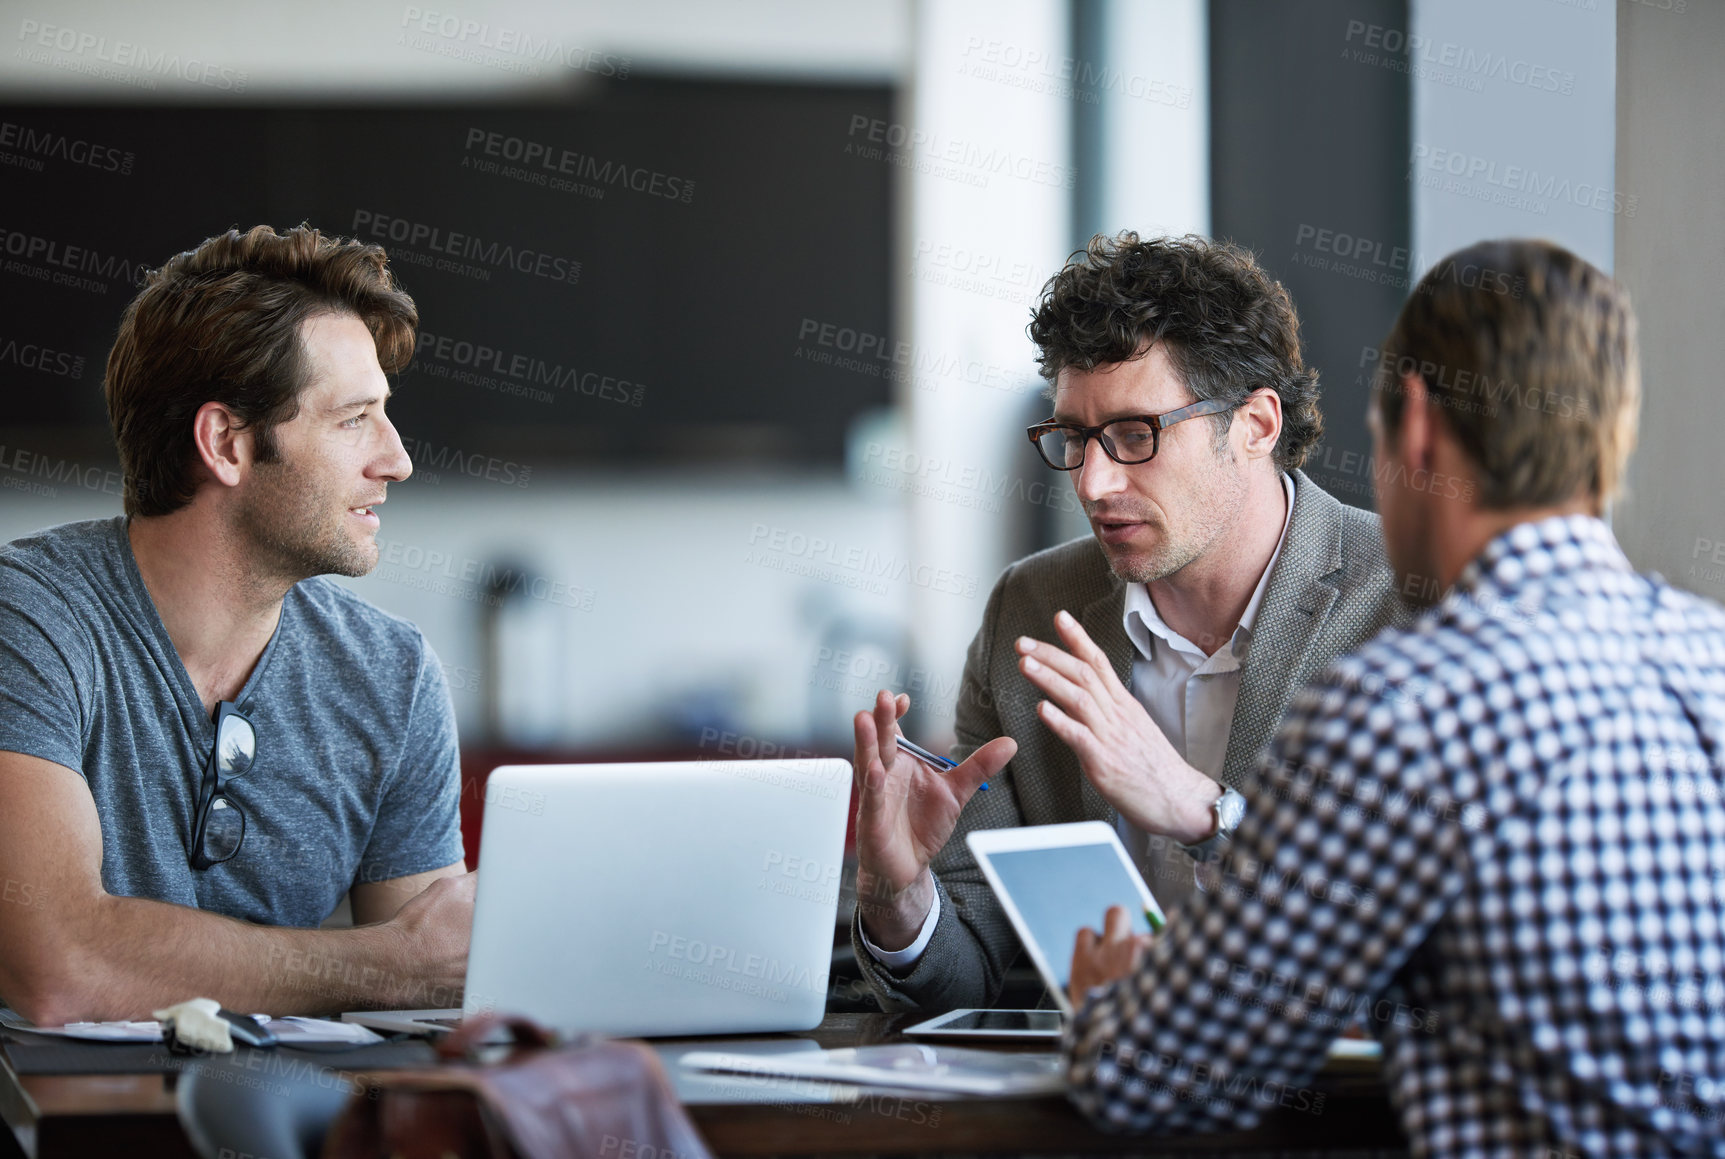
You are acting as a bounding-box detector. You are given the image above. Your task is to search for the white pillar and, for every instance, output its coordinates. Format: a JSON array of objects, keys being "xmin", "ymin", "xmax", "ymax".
[
  {"xmin": 901, "ymin": 0, "xmax": 1072, "ymax": 739},
  {"xmin": 1096, "ymin": 0, "xmax": 1209, "ymax": 241}
]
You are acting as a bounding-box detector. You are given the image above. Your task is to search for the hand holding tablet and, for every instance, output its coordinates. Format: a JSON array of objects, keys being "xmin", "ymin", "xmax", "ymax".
[
  {"xmin": 1068, "ymin": 904, "xmax": 1154, "ymax": 1009},
  {"xmin": 966, "ymin": 821, "xmax": 1165, "ymax": 1013},
  {"xmin": 904, "ymin": 821, "xmax": 1165, "ymax": 1040}
]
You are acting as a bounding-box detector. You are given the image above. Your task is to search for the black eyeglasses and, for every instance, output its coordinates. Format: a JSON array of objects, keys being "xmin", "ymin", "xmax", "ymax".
[
  {"xmin": 1026, "ymin": 397, "xmax": 1243, "ymax": 470},
  {"xmin": 189, "ymin": 701, "xmax": 258, "ymax": 871}
]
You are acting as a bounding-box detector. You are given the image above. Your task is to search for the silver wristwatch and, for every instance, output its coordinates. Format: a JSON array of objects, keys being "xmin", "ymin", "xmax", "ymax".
[{"xmin": 1178, "ymin": 785, "xmax": 1246, "ymax": 860}]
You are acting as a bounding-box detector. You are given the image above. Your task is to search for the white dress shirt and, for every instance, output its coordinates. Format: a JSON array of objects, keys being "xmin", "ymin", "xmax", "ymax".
[
  {"xmin": 863, "ymin": 474, "xmax": 1296, "ymax": 969},
  {"xmin": 1114, "ymin": 472, "xmax": 1294, "ymax": 876}
]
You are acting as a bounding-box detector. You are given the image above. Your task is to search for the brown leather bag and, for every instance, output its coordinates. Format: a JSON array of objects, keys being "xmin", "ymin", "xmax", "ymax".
[{"xmin": 320, "ymin": 1016, "xmax": 716, "ymax": 1159}]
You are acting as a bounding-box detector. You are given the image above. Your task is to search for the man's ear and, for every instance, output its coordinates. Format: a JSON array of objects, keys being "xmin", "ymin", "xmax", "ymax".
[
  {"xmin": 190, "ymin": 402, "xmax": 252, "ymax": 489},
  {"xmin": 1394, "ymin": 371, "xmax": 1434, "ymax": 473},
  {"xmin": 1236, "ymin": 387, "xmax": 1283, "ymax": 460}
]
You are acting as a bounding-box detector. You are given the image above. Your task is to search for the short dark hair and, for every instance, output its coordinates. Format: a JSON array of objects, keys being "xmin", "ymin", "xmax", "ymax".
[
  {"xmin": 1027, "ymin": 232, "xmax": 1323, "ymax": 471},
  {"xmin": 1375, "ymin": 239, "xmax": 1639, "ymax": 510},
  {"xmin": 105, "ymin": 224, "xmax": 418, "ymax": 518}
]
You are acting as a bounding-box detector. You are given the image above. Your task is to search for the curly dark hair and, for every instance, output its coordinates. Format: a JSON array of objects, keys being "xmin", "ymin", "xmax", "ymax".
[
  {"xmin": 1027, "ymin": 232, "xmax": 1323, "ymax": 471},
  {"xmin": 106, "ymin": 223, "xmax": 418, "ymax": 518}
]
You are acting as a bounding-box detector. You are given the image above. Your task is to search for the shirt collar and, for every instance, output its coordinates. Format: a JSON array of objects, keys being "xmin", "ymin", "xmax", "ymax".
[
  {"xmin": 1453, "ymin": 512, "xmax": 1629, "ymax": 599},
  {"xmin": 1122, "ymin": 472, "xmax": 1297, "ymax": 661}
]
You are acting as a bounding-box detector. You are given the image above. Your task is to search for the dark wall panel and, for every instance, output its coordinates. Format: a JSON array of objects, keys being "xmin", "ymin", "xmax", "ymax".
[
  {"xmin": 0, "ymin": 79, "xmax": 893, "ymax": 468},
  {"xmin": 1210, "ymin": 0, "xmax": 1410, "ymax": 510}
]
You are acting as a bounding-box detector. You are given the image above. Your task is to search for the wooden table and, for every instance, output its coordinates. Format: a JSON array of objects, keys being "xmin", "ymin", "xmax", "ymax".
[{"xmin": 1, "ymin": 1013, "xmax": 1407, "ymax": 1158}]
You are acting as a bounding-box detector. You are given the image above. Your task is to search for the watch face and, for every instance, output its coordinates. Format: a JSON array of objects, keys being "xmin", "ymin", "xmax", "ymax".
[{"xmin": 1217, "ymin": 788, "xmax": 1247, "ymax": 832}]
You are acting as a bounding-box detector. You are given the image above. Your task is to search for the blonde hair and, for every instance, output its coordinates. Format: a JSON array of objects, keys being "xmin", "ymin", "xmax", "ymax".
[{"xmin": 1375, "ymin": 239, "xmax": 1639, "ymax": 510}]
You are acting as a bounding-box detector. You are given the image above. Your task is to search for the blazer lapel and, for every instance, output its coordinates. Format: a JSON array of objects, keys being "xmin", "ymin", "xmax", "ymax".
[
  {"xmin": 1076, "ymin": 580, "xmax": 1132, "ymax": 822},
  {"xmin": 1220, "ymin": 469, "xmax": 1344, "ymax": 788}
]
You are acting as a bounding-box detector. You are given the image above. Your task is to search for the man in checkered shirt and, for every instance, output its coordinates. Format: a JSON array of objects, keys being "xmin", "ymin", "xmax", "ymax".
[{"xmin": 1061, "ymin": 239, "xmax": 1725, "ymax": 1155}]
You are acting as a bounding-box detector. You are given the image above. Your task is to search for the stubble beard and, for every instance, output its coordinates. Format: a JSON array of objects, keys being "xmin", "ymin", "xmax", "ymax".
[
  {"xmin": 1089, "ymin": 449, "xmax": 1247, "ymax": 586},
  {"xmin": 237, "ymin": 457, "xmax": 378, "ymax": 582},
  {"xmin": 1096, "ymin": 511, "xmax": 1206, "ymax": 585}
]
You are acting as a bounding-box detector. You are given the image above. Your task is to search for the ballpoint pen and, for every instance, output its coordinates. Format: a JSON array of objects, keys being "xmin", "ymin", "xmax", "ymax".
[{"xmin": 894, "ymin": 734, "xmax": 989, "ymax": 791}]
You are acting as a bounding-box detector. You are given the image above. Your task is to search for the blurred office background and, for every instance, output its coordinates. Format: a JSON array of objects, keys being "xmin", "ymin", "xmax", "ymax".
[{"xmin": 1, "ymin": 0, "xmax": 1719, "ymax": 772}]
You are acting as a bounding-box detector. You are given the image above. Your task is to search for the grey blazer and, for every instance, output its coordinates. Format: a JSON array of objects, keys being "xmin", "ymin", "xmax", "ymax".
[{"xmin": 851, "ymin": 469, "xmax": 1409, "ymax": 1012}]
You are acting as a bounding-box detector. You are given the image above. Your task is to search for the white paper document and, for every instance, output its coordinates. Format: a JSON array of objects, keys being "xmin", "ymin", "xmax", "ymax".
[
  {"xmin": 679, "ymin": 1037, "xmax": 1380, "ymax": 1100},
  {"xmin": 0, "ymin": 1009, "xmax": 383, "ymax": 1045},
  {"xmin": 680, "ymin": 1043, "xmax": 1066, "ymax": 1096}
]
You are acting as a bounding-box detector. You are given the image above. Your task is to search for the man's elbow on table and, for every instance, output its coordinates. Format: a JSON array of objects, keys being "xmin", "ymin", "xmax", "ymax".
[
  {"xmin": 1064, "ymin": 1051, "xmax": 1170, "ymax": 1135},
  {"xmin": 0, "ymin": 884, "xmax": 183, "ymax": 1025},
  {"xmin": 6, "ymin": 985, "xmax": 88, "ymax": 1030},
  {"xmin": 1063, "ymin": 1014, "xmax": 1254, "ymax": 1137},
  {"xmin": 1064, "ymin": 1055, "xmax": 1112, "ymax": 1125},
  {"xmin": 1062, "ymin": 1007, "xmax": 1127, "ymax": 1127},
  {"xmin": 0, "ymin": 934, "xmax": 116, "ymax": 1027}
]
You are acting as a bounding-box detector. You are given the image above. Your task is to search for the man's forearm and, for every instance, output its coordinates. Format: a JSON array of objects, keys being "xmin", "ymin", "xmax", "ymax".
[{"xmin": 20, "ymin": 893, "xmax": 447, "ymax": 1024}]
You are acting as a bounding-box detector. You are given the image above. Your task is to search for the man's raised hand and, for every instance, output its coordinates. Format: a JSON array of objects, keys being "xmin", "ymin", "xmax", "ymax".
[
  {"xmin": 852, "ymin": 690, "xmax": 1015, "ymax": 951},
  {"xmin": 1017, "ymin": 610, "xmax": 1219, "ymax": 844}
]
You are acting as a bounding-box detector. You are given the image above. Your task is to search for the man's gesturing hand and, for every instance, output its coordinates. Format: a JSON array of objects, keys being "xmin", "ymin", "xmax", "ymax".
[
  {"xmin": 1068, "ymin": 905, "xmax": 1150, "ymax": 1009},
  {"xmin": 852, "ymin": 690, "xmax": 1015, "ymax": 952},
  {"xmin": 1018, "ymin": 610, "xmax": 1219, "ymax": 844}
]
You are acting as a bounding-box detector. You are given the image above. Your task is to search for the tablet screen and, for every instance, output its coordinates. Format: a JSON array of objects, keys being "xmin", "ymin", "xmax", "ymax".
[{"xmin": 984, "ymin": 843, "xmax": 1155, "ymax": 992}]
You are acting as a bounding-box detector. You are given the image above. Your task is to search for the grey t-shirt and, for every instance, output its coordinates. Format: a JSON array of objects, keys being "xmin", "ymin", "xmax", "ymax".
[{"xmin": 0, "ymin": 517, "xmax": 464, "ymax": 927}]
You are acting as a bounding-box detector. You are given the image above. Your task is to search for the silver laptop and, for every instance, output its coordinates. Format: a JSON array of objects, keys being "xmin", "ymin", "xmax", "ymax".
[{"xmin": 346, "ymin": 758, "xmax": 853, "ymax": 1038}]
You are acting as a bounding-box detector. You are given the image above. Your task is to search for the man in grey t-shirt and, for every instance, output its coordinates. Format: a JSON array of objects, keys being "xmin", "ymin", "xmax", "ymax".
[{"xmin": 0, "ymin": 224, "xmax": 473, "ymax": 1025}]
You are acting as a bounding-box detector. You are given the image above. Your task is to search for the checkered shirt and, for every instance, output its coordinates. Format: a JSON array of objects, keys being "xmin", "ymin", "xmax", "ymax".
[{"xmin": 1065, "ymin": 514, "xmax": 1725, "ymax": 1156}]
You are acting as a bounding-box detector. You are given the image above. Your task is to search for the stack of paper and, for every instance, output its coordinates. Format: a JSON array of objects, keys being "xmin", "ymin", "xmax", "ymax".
[
  {"xmin": 0, "ymin": 1009, "xmax": 382, "ymax": 1045},
  {"xmin": 680, "ymin": 1043, "xmax": 1066, "ymax": 1096}
]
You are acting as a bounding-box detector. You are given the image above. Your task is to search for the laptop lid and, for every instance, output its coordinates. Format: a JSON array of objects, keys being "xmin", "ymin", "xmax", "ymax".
[{"xmin": 462, "ymin": 758, "xmax": 852, "ymax": 1037}]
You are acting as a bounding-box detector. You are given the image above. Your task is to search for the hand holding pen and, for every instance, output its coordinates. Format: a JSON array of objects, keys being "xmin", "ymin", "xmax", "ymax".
[
  {"xmin": 894, "ymin": 735, "xmax": 989, "ymax": 791},
  {"xmin": 850, "ymin": 690, "xmax": 1017, "ymax": 952}
]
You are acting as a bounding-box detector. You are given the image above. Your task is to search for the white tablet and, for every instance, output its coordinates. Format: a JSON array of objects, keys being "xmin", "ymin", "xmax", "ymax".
[
  {"xmin": 966, "ymin": 821, "xmax": 1165, "ymax": 1014},
  {"xmin": 902, "ymin": 1008, "xmax": 1064, "ymax": 1040}
]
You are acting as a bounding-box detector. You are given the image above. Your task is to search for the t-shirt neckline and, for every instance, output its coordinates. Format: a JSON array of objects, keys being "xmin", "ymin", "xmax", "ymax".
[{"xmin": 111, "ymin": 516, "xmax": 288, "ymax": 731}]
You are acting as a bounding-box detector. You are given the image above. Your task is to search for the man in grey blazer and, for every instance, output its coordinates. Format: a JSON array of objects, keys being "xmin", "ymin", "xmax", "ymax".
[{"xmin": 848, "ymin": 233, "xmax": 1407, "ymax": 1013}]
